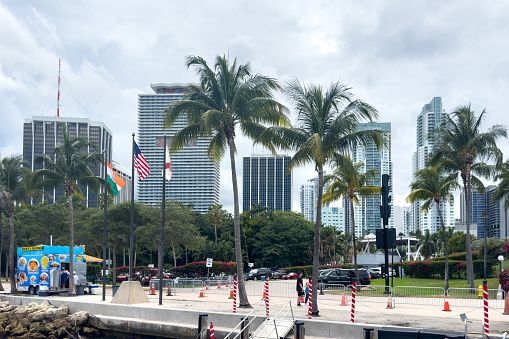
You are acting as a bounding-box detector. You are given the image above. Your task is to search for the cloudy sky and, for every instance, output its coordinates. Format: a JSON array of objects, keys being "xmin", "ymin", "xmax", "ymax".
[{"xmin": 1, "ymin": 1, "xmax": 509, "ymax": 214}]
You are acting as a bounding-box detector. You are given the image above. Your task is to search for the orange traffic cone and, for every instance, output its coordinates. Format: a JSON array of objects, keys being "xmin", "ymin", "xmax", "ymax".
[
  {"xmin": 206, "ymin": 284, "xmax": 209, "ymax": 291},
  {"xmin": 340, "ymin": 292, "xmax": 348, "ymax": 306},
  {"xmin": 503, "ymin": 294, "xmax": 509, "ymax": 315},
  {"xmin": 166, "ymin": 282, "xmax": 172, "ymax": 296},
  {"xmin": 443, "ymin": 296, "xmax": 451, "ymax": 312},
  {"xmin": 150, "ymin": 281, "xmax": 156, "ymax": 295},
  {"xmin": 218, "ymin": 281, "xmax": 221, "ymax": 289},
  {"xmin": 229, "ymin": 285, "xmax": 234, "ymax": 299},
  {"xmin": 386, "ymin": 295, "xmax": 393, "ymax": 309},
  {"xmin": 226, "ymin": 280, "xmax": 229, "ymax": 287},
  {"xmin": 199, "ymin": 286, "xmax": 204, "ymax": 298}
]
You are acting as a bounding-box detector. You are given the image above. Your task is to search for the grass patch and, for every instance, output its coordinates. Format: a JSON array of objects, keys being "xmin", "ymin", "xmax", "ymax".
[{"xmin": 370, "ymin": 277, "xmax": 500, "ymax": 289}]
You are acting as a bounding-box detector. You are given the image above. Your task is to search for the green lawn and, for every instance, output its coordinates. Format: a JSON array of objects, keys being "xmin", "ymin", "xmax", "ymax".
[{"xmin": 370, "ymin": 277, "xmax": 500, "ymax": 290}]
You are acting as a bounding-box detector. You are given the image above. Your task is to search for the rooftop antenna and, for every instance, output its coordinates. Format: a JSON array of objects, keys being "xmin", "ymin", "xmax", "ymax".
[{"xmin": 57, "ymin": 58, "xmax": 61, "ymax": 117}]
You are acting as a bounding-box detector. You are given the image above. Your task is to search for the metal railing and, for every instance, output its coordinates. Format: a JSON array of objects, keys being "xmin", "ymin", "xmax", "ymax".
[
  {"xmin": 447, "ymin": 288, "xmax": 505, "ymax": 309},
  {"xmin": 393, "ymin": 286, "xmax": 445, "ymax": 306},
  {"xmin": 224, "ymin": 300, "xmax": 266, "ymax": 339}
]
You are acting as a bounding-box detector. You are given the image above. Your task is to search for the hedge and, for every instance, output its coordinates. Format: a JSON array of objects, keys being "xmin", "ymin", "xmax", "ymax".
[
  {"xmin": 401, "ymin": 259, "xmax": 497, "ymax": 279},
  {"xmin": 169, "ymin": 261, "xmax": 236, "ymax": 278},
  {"xmin": 280, "ymin": 264, "xmax": 363, "ymax": 278}
]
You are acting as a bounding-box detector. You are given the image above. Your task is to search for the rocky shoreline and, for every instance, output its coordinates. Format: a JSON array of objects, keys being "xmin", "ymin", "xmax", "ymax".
[{"xmin": 0, "ymin": 300, "xmax": 101, "ymax": 338}]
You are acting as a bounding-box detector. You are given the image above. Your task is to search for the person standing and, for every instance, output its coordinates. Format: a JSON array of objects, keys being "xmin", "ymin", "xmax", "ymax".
[
  {"xmin": 296, "ymin": 272, "xmax": 304, "ymax": 306},
  {"xmin": 305, "ymin": 278, "xmax": 310, "ymax": 304},
  {"xmin": 61, "ymin": 269, "xmax": 69, "ymax": 289},
  {"xmin": 73, "ymin": 271, "xmax": 78, "ymax": 293}
]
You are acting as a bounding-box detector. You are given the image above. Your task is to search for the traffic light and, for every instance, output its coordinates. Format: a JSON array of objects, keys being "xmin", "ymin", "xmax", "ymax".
[{"xmin": 380, "ymin": 174, "xmax": 391, "ymax": 225}]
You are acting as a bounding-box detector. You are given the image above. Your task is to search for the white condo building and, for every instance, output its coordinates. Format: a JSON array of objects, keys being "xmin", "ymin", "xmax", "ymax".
[
  {"xmin": 410, "ymin": 97, "xmax": 454, "ymax": 234},
  {"xmin": 322, "ymin": 206, "xmax": 346, "ymax": 233},
  {"xmin": 137, "ymin": 84, "xmax": 220, "ymax": 213},
  {"xmin": 300, "ymin": 175, "xmax": 329, "ymax": 223}
]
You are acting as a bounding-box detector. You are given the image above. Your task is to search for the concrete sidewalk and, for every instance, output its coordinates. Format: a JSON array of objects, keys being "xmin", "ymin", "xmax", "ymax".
[{"xmin": 1, "ymin": 280, "xmax": 507, "ymax": 337}]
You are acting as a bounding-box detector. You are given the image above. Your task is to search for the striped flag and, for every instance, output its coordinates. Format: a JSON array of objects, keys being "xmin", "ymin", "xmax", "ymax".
[
  {"xmin": 164, "ymin": 143, "xmax": 172, "ymax": 183},
  {"xmin": 107, "ymin": 160, "xmax": 126, "ymax": 197},
  {"xmin": 134, "ymin": 141, "xmax": 150, "ymax": 181}
]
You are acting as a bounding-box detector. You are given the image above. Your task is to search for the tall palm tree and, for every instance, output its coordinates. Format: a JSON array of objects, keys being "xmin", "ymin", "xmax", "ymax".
[
  {"xmin": 322, "ymin": 156, "xmax": 380, "ymax": 285},
  {"xmin": 259, "ymin": 79, "xmax": 382, "ymax": 314},
  {"xmin": 492, "ymin": 160, "xmax": 509, "ymax": 208},
  {"xmin": 33, "ymin": 127, "xmax": 102, "ymax": 295},
  {"xmin": 208, "ymin": 203, "xmax": 223, "ymax": 245},
  {"xmin": 0, "ymin": 155, "xmax": 40, "ymax": 292},
  {"xmin": 407, "ymin": 163, "xmax": 459, "ymax": 290},
  {"xmin": 164, "ymin": 55, "xmax": 288, "ymax": 307},
  {"xmin": 430, "ymin": 104, "xmax": 506, "ymax": 288}
]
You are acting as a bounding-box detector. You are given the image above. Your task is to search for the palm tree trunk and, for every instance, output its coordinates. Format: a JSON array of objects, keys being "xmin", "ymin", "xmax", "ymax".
[
  {"xmin": 228, "ymin": 137, "xmax": 250, "ymax": 307},
  {"xmin": 171, "ymin": 239, "xmax": 177, "ymax": 268},
  {"xmin": 0, "ymin": 208, "xmax": 4, "ymax": 291},
  {"xmin": 9, "ymin": 207, "xmax": 15, "ymax": 293},
  {"xmin": 68, "ymin": 192, "xmax": 75, "ymax": 295},
  {"xmin": 464, "ymin": 165, "xmax": 474, "ymax": 289},
  {"xmin": 311, "ymin": 166, "xmax": 324, "ymax": 315},
  {"xmin": 214, "ymin": 223, "xmax": 218, "ymax": 245},
  {"xmin": 436, "ymin": 202, "xmax": 449, "ymax": 291},
  {"xmin": 350, "ymin": 197, "xmax": 360, "ymax": 286}
]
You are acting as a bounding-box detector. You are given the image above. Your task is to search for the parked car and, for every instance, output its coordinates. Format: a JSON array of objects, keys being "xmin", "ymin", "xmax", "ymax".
[
  {"xmin": 367, "ymin": 267, "xmax": 381, "ymax": 279},
  {"xmin": 271, "ymin": 270, "xmax": 287, "ymax": 279},
  {"xmin": 282, "ymin": 272, "xmax": 299, "ymax": 280},
  {"xmin": 246, "ymin": 268, "xmax": 272, "ymax": 280},
  {"xmin": 344, "ymin": 269, "xmax": 371, "ymax": 285},
  {"xmin": 317, "ymin": 268, "xmax": 370, "ymax": 287}
]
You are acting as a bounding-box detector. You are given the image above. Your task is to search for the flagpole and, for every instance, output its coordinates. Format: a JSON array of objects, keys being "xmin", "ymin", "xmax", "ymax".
[
  {"xmin": 129, "ymin": 133, "xmax": 135, "ymax": 281},
  {"xmin": 159, "ymin": 135, "xmax": 166, "ymax": 305},
  {"xmin": 102, "ymin": 150, "xmax": 108, "ymax": 302}
]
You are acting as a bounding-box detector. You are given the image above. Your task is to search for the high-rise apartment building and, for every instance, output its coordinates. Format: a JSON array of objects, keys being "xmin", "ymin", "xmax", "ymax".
[
  {"xmin": 23, "ymin": 116, "xmax": 112, "ymax": 208},
  {"xmin": 321, "ymin": 206, "xmax": 345, "ymax": 232},
  {"xmin": 345, "ymin": 122, "xmax": 392, "ymax": 238},
  {"xmin": 242, "ymin": 155, "xmax": 292, "ymax": 212},
  {"xmin": 392, "ymin": 206, "xmax": 410, "ymax": 235},
  {"xmin": 460, "ymin": 185, "xmax": 503, "ymax": 239},
  {"xmin": 300, "ymin": 175, "xmax": 330, "ymax": 222},
  {"xmin": 137, "ymin": 83, "xmax": 220, "ymax": 213},
  {"xmin": 411, "ymin": 97, "xmax": 454, "ymax": 234}
]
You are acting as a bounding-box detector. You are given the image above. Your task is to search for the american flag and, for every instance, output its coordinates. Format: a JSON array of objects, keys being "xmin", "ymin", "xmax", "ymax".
[{"xmin": 134, "ymin": 141, "xmax": 150, "ymax": 181}]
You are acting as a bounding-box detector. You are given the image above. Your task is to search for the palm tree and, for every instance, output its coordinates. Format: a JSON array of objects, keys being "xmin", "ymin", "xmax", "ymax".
[
  {"xmin": 164, "ymin": 54, "xmax": 288, "ymax": 307},
  {"xmin": 208, "ymin": 204, "xmax": 223, "ymax": 245},
  {"xmin": 493, "ymin": 160, "xmax": 509, "ymax": 208},
  {"xmin": 407, "ymin": 163, "xmax": 459, "ymax": 290},
  {"xmin": 259, "ymin": 79, "xmax": 382, "ymax": 314},
  {"xmin": 430, "ymin": 104, "xmax": 506, "ymax": 288},
  {"xmin": 322, "ymin": 156, "xmax": 380, "ymax": 285},
  {"xmin": 33, "ymin": 127, "xmax": 101, "ymax": 295},
  {"xmin": 416, "ymin": 229, "xmax": 437, "ymax": 259},
  {"xmin": 0, "ymin": 155, "xmax": 40, "ymax": 292}
]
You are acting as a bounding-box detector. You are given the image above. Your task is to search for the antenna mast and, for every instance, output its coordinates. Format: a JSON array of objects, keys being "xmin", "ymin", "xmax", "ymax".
[{"xmin": 57, "ymin": 58, "xmax": 61, "ymax": 117}]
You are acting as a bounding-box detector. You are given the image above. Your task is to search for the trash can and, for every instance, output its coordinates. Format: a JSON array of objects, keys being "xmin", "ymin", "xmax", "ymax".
[
  {"xmin": 261, "ymin": 276, "xmax": 266, "ymax": 281},
  {"xmin": 419, "ymin": 329, "xmax": 466, "ymax": 339},
  {"xmin": 76, "ymin": 285, "xmax": 85, "ymax": 295},
  {"xmin": 378, "ymin": 327, "xmax": 420, "ymax": 339},
  {"xmin": 112, "ymin": 284, "xmax": 120, "ymax": 297}
]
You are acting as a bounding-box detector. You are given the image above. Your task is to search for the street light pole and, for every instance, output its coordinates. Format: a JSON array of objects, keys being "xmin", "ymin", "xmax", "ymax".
[
  {"xmin": 399, "ymin": 232, "xmax": 404, "ymax": 279},
  {"xmin": 481, "ymin": 211, "xmax": 490, "ymax": 282}
]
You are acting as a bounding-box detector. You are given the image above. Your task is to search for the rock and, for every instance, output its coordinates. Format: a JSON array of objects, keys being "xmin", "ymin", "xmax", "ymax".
[
  {"xmin": 0, "ymin": 304, "xmax": 17, "ymax": 312},
  {"xmin": 9, "ymin": 322, "xmax": 28, "ymax": 336},
  {"xmin": 81, "ymin": 326, "xmax": 101, "ymax": 337},
  {"xmin": 72, "ymin": 310, "xmax": 89, "ymax": 326},
  {"xmin": 45, "ymin": 304, "xmax": 68, "ymax": 319},
  {"xmin": 29, "ymin": 310, "xmax": 47, "ymax": 322}
]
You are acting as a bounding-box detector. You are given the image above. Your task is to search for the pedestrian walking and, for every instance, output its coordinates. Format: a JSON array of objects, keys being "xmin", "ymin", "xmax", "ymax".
[
  {"xmin": 73, "ymin": 271, "xmax": 78, "ymax": 293},
  {"xmin": 296, "ymin": 272, "xmax": 304, "ymax": 306},
  {"xmin": 305, "ymin": 278, "xmax": 310, "ymax": 304},
  {"xmin": 61, "ymin": 268, "xmax": 69, "ymax": 289}
]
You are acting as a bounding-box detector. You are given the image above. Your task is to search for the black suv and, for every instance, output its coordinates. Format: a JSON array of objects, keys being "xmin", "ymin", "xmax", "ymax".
[
  {"xmin": 317, "ymin": 268, "xmax": 370, "ymax": 287},
  {"xmin": 246, "ymin": 268, "xmax": 272, "ymax": 280}
]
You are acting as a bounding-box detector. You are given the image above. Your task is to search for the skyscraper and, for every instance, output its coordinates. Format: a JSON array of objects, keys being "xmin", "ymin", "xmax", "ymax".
[
  {"xmin": 411, "ymin": 97, "xmax": 454, "ymax": 234},
  {"xmin": 242, "ymin": 155, "xmax": 292, "ymax": 212},
  {"xmin": 23, "ymin": 116, "xmax": 112, "ymax": 208},
  {"xmin": 321, "ymin": 206, "xmax": 345, "ymax": 232},
  {"xmin": 300, "ymin": 175, "xmax": 330, "ymax": 223},
  {"xmin": 460, "ymin": 185, "xmax": 501, "ymax": 239},
  {"xmin": 346, "ymin": 122, "xmax": 392, "ymax": 238},
  {"xmin": 137, "ymin": 83, "xmax": 220, "ymax": 213}
]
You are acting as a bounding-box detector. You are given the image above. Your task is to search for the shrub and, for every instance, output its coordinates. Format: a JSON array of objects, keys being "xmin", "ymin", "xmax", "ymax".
[
  {"xmin": 169, "ymin": 261, "xmax": 236, "ymax": 278},
  {"xmin": 499, "ymin": 269, "xmax": 509, "ymax": 293}
]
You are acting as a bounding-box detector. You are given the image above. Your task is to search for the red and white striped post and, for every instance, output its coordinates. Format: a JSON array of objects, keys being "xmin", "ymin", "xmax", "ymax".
[
  {"xmin": 308, "ymin": 279, "xmax": 313, "ymax": 319},
  {"xmin": 351, "ymin": 282, "xmax": 356, "ymax": 323},
  {"xmin": 210, "ymin": 322, "xmax": 215, "ymax": 339},
  {"xmin": 264, "ymin": 278, "xmax": 270, "ymax": 317},
  {"xmin": 233, "ymin": 278, "xmax": 237, "ymax": 314},
  {"xmin": 483, "ymin": 283, "xmax": 489, "ymax": 335}
]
